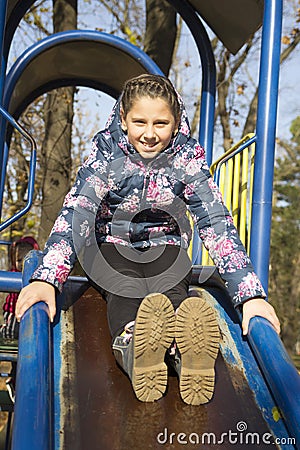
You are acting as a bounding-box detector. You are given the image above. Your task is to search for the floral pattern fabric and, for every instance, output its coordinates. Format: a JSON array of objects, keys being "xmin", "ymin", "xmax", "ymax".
[{"xmin": 31, "ymin": 96, "xmax": 266, "ymax": 306}]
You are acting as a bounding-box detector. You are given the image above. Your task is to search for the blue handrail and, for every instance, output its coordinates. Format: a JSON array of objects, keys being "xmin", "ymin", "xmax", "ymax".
[
  {"xmin": 247, "ymin": 316, "xmax": 300, "ymax": 444},
  {"xmin": 12, "ymin": 303, "xmax": 52, "ymax": 450},
  {"xmin": 11, "ymin": 251, "xmax": 52, "ymax": 450},
  {"xmin": 212, "ymin": 134, "xmax": 257, "ymax": 186},
  {"xmin": 0, "ymin": 105, "xmax": 37, "ymax": 230}
]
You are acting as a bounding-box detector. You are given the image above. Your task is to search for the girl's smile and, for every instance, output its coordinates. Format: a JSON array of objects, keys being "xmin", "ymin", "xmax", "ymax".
[{"xmin": 121, "ymin": 97, "xmax": 178, "ymax": 159}]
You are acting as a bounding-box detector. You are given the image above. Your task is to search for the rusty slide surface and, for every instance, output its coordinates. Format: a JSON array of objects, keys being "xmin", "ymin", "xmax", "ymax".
[{"xmin": 55, "ymin": 286, "xmax": 291, "ymax": 450}]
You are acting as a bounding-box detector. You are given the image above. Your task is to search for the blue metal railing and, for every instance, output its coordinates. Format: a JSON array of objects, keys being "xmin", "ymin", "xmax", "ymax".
[
  {"xmin": 11, "ymin": 251, "xmax": 52, "ymax": 450},
  {"xmin": 247, "ymin": 316, "xmax": 300, "ymax": 445},
  {"xmin": 0, "ymin": 0, "xmax": 9, "ymax": 202},
  {"xmin": 0, "ymin": 105, "xmax": 37, "ymax": 230},
  {"xmin": 211, "ymin": 134, "xmax": 257, "ymax": 186},
  {"xmin": 249, "ymin": 0, "xmax": 283, "ymax": 292},
  {"xmin": 0, "ymin": 1, "xmax": 7, "ymax": 101},
  {"xmin": 0, "ymin": 270, "xmax": 22, "ymax": 292}
]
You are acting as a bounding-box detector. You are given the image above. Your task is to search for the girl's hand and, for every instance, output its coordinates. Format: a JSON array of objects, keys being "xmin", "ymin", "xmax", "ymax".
[
  {"xmin": 16, "ymin": 281, "xmax": 56, "ymax": 322},
  {"xmin": 242, "ymin": 298, "xmax": 281, "ymax": 336}
]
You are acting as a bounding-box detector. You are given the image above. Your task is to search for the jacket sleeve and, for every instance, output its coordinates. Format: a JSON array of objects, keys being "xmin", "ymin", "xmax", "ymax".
[
  {"xmin": 31, "ymin": 133, "xmax": 111, "ymax": 292},
  {"xmin": 183, "ymin": 141, "xmax": 266, "ymax": 307}
]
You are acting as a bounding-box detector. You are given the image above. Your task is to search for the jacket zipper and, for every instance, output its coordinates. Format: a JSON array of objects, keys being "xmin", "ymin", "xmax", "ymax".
[{"xmin": 141, "ymin": 164, "xmax": 152, "ymax": 206}]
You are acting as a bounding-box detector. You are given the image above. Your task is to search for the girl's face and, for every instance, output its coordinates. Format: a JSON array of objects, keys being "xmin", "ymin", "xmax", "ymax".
[{"xmin": 121, "ymin": 96, "xmax": 179, "ymax": 159}]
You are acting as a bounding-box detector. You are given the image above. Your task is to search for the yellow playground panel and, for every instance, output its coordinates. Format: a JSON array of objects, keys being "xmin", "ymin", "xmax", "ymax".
[{"xmin": 198, "ymin": 134, "xmax": 256, "ymax": 266}]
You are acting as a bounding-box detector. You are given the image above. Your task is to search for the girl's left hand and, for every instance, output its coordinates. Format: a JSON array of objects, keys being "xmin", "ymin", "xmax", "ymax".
[{"xmin": 242, "ymin": 298, "xmax": 281, "ymax": 335}]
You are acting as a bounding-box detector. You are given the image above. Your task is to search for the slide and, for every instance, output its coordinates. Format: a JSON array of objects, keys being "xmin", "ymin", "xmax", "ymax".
[{"xmin": 46, "ymin": 268, "xmax": 298, "ymax": 450}]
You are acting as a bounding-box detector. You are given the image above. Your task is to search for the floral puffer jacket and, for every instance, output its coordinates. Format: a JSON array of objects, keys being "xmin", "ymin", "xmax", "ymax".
[{"xmin": 31, "ymin": 96, "xmax": 266, "ymax": 306}]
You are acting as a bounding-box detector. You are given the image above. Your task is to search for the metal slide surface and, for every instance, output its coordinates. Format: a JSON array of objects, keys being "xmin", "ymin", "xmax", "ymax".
[{"xmin": 52, "ymin": 282, "xmax": 297, "ymax": 450}]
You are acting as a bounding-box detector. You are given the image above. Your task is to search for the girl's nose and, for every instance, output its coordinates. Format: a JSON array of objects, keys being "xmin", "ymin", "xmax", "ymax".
[{"xmin": 143, "ymin": 123, "xmax": 155, "ymax": 138}]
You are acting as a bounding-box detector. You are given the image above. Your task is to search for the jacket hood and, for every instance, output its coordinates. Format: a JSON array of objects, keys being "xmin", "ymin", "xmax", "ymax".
[{"xmin": 105, "ymin": 91, "xmax": 192, "ymax": 158}]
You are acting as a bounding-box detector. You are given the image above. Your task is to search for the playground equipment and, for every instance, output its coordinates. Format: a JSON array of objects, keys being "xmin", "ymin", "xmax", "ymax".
[{"xmin": 0, "ymin": 0, "xmax": 299, "ymax": 449}]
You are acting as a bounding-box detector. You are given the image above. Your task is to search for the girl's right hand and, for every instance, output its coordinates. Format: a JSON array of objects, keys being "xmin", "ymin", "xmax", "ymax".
[
  {"xmin": 242, "ymin": 297, "xmax": 281, "ymax": 335},
  {"xmin": 16, "ymin": 281, "xmax": 56, "ymax": 322}
]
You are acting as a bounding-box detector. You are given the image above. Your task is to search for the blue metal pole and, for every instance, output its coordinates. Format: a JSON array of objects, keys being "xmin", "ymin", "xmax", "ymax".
[
  {"xmin": 167, "ymin": 0, "xmax": 216, "ymax": 264},
  {"xmin": 12, "ymin": 251, "xmax": 52, "ymax": 450},
  {"xmin": 167, "ymin": 0, "xmax": 216, "ymax": 164},
  {"xmin": 0, "ymin": 0, "xmax": 8, "ymax": 219},
  {"xmin": 249, "ymin": 0, "xmax": 283, "ymax": 291},
  {"xmin": 0, "ymin": 0, "xmax": 7, "ymax": 102}
]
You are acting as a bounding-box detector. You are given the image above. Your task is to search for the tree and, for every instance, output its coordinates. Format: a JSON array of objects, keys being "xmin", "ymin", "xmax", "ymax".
[
  {"xmin": 201, "ymin": 1, "xmax": 300, "ymax": 154},
  {"xmin": 269, "ymin": 117, "xmax": 300, "ymax": 357},
  {"xmin": 38, "ymin": 0, "xmax": 78, "ymax": 245},
  {"xmin": 143, "ymin": 0, "xmax": 177, "ymax": 75}
]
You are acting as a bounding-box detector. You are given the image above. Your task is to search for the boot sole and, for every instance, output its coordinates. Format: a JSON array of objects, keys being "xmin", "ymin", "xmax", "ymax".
[
  {"xmin": 175, "ymin": 295, "xmax": 220, "ymax": 405},
  {"xmin": 132, "ymin": 293, "xmax": 175, "ymax": 402}
]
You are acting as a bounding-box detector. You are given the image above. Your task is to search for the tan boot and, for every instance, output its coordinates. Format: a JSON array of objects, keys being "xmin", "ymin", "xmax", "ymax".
[
  {"xmin": 113, "ymin": 293, "xmax": 175, "ymax": 402},
  {"xmin": 175, "ymin": 295, "xmax": 220, "ymax": 405}
]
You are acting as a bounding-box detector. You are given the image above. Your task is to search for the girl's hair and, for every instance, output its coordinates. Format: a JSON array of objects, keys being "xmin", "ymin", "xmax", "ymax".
[{"xmin": 121, "ymin": 74, "xmax": 181, "ymax": 122}]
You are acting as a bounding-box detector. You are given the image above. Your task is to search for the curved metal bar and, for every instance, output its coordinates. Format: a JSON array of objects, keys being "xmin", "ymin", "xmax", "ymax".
[
  {"xmin": 210, "ymin": 134, "xmax": 256, "ymax": 179},
  {"xmin": 0, "ymin": 105, "xmax": 37, "ymax": 230},
  {"xmin": 12, "ymin": 250, "xmax": 52, "ymax": 450},
  {"xmin": 247, "ymin": 316, "xmax": 300, "ymax": 443},
  {"xmin": 3, "ymin": 0, "xmax": 33, "ymax": 59},
  {"xmin": 167, "ymin": 0, "xmax": 216, "ymax": 164},
  {"xmin": 0, "ymin": 106, "xmax": 36, "ymax": 140},
  {"xmin": 3, "ymin": 29, "xmax": 164, "ymax": 117}
]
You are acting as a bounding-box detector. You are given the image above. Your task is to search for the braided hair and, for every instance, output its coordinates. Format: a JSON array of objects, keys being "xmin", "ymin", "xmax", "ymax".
[{"xmin": 121, "ymin": 74, "xmax": 181, "ymax": 123}]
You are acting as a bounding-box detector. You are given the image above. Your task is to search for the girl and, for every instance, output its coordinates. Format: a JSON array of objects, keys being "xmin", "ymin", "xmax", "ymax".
[{"xmin": 16, "ymin": 74, "xmax": 280, "ymax": 405}]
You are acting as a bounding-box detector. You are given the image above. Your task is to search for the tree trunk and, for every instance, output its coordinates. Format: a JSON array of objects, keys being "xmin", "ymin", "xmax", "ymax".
[
  {"xmin": 144, "ymin": 0, "xmax": 177, "ymax": 76},
  {"xmin": 38, "ymin": 0, "xmax": 77, "ymax": 245}
]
